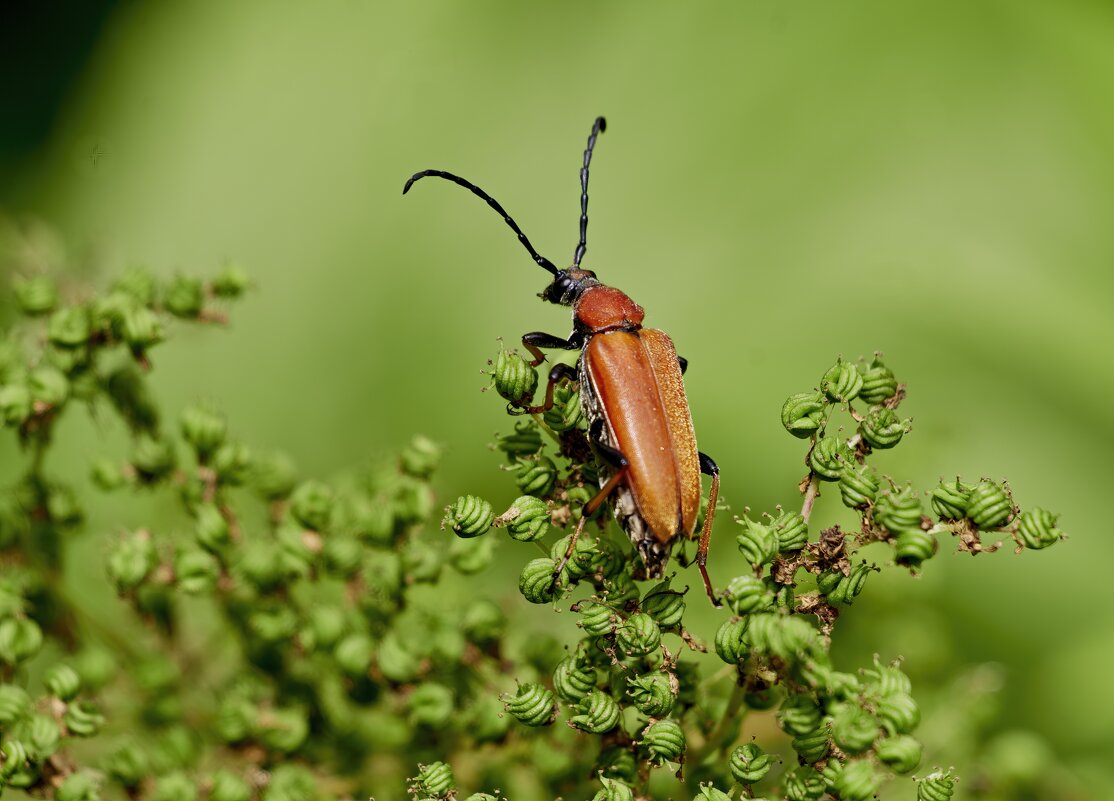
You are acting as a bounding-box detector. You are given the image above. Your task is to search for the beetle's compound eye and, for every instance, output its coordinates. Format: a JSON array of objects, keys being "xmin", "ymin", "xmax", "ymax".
[{"xmin": 540, "ymin": 272, "xmax": 575, "ymax": 305}]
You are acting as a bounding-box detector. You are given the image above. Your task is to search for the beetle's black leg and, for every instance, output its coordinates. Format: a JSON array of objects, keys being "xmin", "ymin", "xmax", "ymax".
[
  {"xmin": 552, "ymin": 420, "xmax": 628, "ymax": 588},
  {"xmin": 522, "ymin": 331, "xmax": 583, "ymax": 367},
  {"xmin": 516, "ymin": 362, "xmax": 578, "ymax": 415},
  {"xmin": 677, "ymin": 356, "xmax": 688, "ymax": 375},
  {"xmin": 696, "ymin": 452, "xmax": 721, "ymax": 607}
]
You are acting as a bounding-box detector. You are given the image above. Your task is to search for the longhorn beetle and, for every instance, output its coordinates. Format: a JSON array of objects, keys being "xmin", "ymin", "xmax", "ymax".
[{"xmin": 403, "ymin": 117, "xmax": 722, "ymax": 604}]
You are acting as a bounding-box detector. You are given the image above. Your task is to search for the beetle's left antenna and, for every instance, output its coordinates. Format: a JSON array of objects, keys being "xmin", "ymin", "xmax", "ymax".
[
  {"xmin": 403, "ymin": 169, "xmax": 558, "ymax": 276},
  {"xmin": 573, "ymin": 116, "xmax": 607, "ymax": 269}
]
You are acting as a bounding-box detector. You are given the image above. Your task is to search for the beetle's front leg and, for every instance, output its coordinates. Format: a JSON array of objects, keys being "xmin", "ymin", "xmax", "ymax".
[
  {"xmin": 522, "ymin": 330, "xmax": 583, "ymax": 367},
  {"xmin": 696, "ymin": 452, "xmax": 722, "ymax": 606}
]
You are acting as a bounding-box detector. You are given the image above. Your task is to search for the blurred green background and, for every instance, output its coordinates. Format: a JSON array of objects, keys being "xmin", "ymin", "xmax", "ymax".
[{"xmin": 2, "ymin": 0, "xmax": 1112, "ymax": 797}]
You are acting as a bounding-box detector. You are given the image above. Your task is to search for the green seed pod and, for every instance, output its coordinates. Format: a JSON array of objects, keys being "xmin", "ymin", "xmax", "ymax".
[
  {"xmin": 641, "ymin": 718, "xmax": 685, "ymax": 763},
  {"xmin": 150, "ymin": 772, "xmax": 198, "ymax": 801},
  {"xmin": 56, "ymin": 770, "xmax": 101, "ymax": 801},
  {"xmin": 460, "ymin": 599, "xmax": 505, "ymax": 646},
  {"xmin": 616, "ymin": 612, "xmax": 661, "ymax": 657},
  {"xmin": 714, "ymin": 617, "xmax": 749, "ymax": 664},
  {"xmin": 641, "ymin": 579, "xmax": 686, "ymax": 628},
  {"xmin": 723, "ymin": 574, "xmax": 772, "ymax": 615},
  {"xmin": 14, "ymin": 276, "xmax": 58, "ymax": 315},
  {"xmin": 833, "ymin": 760, "xmax": 881, "ymax": 801},
  {"xmin": 400, "ymin": 435, "xmax": 442, "ymax": 479},
  {"xmin": 73, "ymin": 646, "xmax": 116, "ymax": 691},
  {"xmin": 930, "ymin": 478, "xmax": 973, "ymax": 520},
  {"xmin": 408, "ymin": 683, "xmax": 455, "ymax": 728},
  {"xmin": 578, "ymin": 601, "xmax": 619, "ymax": 637},
  {"xmin": 1016, "ymin": 507, "xmax": 1064, "ymax": 550},
  {"xmin": 876, "ymin": 692, "xmax": 920, "ymax": 734},
  {"xmin": 114, "ymin": 268, "xmax": 158, "ymax": 305},
  {"xmin": 131, "ymin": 435, "xmax": 176, "ymax": 484},
  {"xmin": 570, "ymin": 688, "xmax": 621, "ymax": 734},
  {"xmin": 262, "ymin": 765, "xmax": 314, "ymax": 801},
  {"xmin": 375, "ymin": 631, "xmax": 421, "ymax": 683},
  {"xmin": 211, "ymin": 264, "xmax": 250, "ymax": 298},
  {"xmin": 503, "ymin": 683, "xmax": 556, "ymax": 727},
  {"xmin": 550, "ymin": 534, "xmax": 598, "ymax": 581},
  {"xmin": 779, "ymin": 694, "xmax": 823, "ymax": 736},
  {"xmin": 736, "ymin": 518, "xmax": 779, "ymax": 567},
  {"xmin": 875, "ymin": 734, "xmax": 923, "ymax": 774},
  {"xmin": 30, "ymin": 365, "xmax": 69, "ymax": 408},
  {"xmin": 543, "ymin": 382, "xmax": 584, "ymax": 432},
  {"xmin": 48, "ymin": 307, "xmax": 92, "ymax": 349},
  {"xmin": 334, "ymin": 633, "xmax": 374, "ymax": 677},
  {"xmin": 175, "ymin": 548, "xmax": 219, "ymax": 595},
  {"xmin": 257, "ymin": 707, "xmax": 309, "ymax": 752},
  {"xmin": 784, "ymin": 767, "xmax": 826, "ymax": 801},
  {"xmin": 63, "ymin": 701, "xmax": 105, "ymax": 737},
  {"xmin": 554, "ymin": 654, "xmax": 597, "ymax": 703},
  {"xmin": 895, "ymin": 528, "xmax": 937, "ymax": 568},
  {"xmin": 209, "ymin": 770, "xmax": 252, "ymax": 801},
  {"xmin": 247, "ymin": 605, "xmax": 297, "ymax": 644},
  {"xmin": 289, "ymin": 480, "xmax": 333, "ymax": 531},
  {"xmin": 164, "ymin": 276, "xmax": 204, "ymax": 318},
  {"xmin": 0, "ymin": 683, "xmax": 31, "ymax": 724},
  {"xmin": 0, "ymin": 383, "xmax": 32, "ymax": 426},
  {"xmin": 791, "ymin": 724, "xmax": 831, "ymax": 763},
  {"xmin": 444, "ymin": 495, "xmax": 494, "ymax": 538},
  {"xmin": 21, "ymin": 711, "xmax": 60, "ymax": 759},
  {"xmin": 0, "ymin": 617, "xmax": 43, "ymax": 665},
  {"xmin": 591, "ymin": 776, "xmax": 634, "ymax": 801},
  {"xmin": 493, "ymin": 349, "xmax": 539, "ymax": 404},
  {"xmin": 496, "ymin": 421, "xmax": 543, "ymax": 459},
  {"xmin": 863, "ymin": 657, "xmax": 912, "ymax": 696},
  {"xmin": 627, "ymin": 671, "xmax": 676, "ymax": 717},
  {"xmin": 513, "ymin": 455, "xmax": 558, "ymax": 497},
  {"xmin": 393, "ymin": 475, "xmax": 435, "ymax": 523},
  {"xmin": 501, "ymin": 495, "xmax": 550, "ymax": 542},
  {"xmin": 860, "ymin": 406, "xmax": 909, "ymax": 450},
  {"xmin": 0, "ymin": 739, "xmax": 30, "ymax": 782},
  {"xmin": 251, "ymin": 451, "xmax": 298, "ymax": 501},
  {"xmin": 858, "ymin": 357, "xmax": 898, "ymax": 404},
  {"xmin": 917, "ymin": 770, "xmax": 957, "ymax": 801},
  {"xmin": 120, "ymin": 307, "xmax": 164, "ymax": 352},
  {"xmin": 45, "ymin": 664, "xmax": 82, "ymax": 701},
  {"xmin": 601, "ymin": 573, "xmax": 641, "ymax": 607},
  {"xmin": 448, "ymin": 533, "xmax": 496, "ymax": 575},
  {"xmin": 102, "ymin": 741, "xmax": 149, "ymax": 787},
  {"xmin": 809, "ymin": 436, "xmax": 852, "ymax": 481},
  {"xmin": 821, "ymin": 359, "xmax": 863, "ymax": 403},
  {"xmin": 729, "ymin": 742, "xmax": 772, "ymax": 784},
  {"xmin": 831, "ymin": 704, "xmax": 879, "ymax": 754},
  {"xmin": 773, "ymin": 509, "xmax": 809, "ymax": 552},
  {"xmin": 873, "ymin": 486, "xmax": 923, "ymax": 532},
  {"xmin": 401, "ymin": 537, "xmax": 443, "ymax": 584},
  {"xmin": 194, "ymin": 504, "xmax": 231, "ymax": 552},
  {"xmin": 466, "ymin": 694, "xmax": 511, "ymax": 743},
  {"xmin": 782, "ymin": 392, "xmax": 826, "ymax": 439},
  {"xmin": 697, "ymin": 784, "xmax": 732, "ymax": 801},
  {"xmin": 519, "ymin": 557, "xmax": 565, "ymax": 604},
  {"xmin": 967, "ymin": 479, "xmax": 1014, "ymax": 529},
  {"xmin": 180, "ymin": 404, "xmax": 226, "ymax": 460},
  {"xmin": 818, "ymin": 562, "xmax": 873, "ymax": 605},
  {"xmin": 596, "ymin": 746, "xmax": 638, "ymax": 783}
]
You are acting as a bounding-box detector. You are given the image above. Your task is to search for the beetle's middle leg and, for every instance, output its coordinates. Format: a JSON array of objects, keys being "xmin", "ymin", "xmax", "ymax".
[
  {"xmin": 695, "ymin": 452, "xmax": 722, "ymax": 606},
  {"xmin": 517, "ymin": 362, "xmax": 578, "ymax": 415},
  {"xmin": 551, "ymin": 419, "xmax": 628, "ymax": 589}
]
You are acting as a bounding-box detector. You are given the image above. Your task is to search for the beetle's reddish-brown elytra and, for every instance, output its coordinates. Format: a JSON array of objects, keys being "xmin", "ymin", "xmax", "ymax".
[{"xmin": 403, "ymin": 117, "xmax": 722, "ymax": 604}]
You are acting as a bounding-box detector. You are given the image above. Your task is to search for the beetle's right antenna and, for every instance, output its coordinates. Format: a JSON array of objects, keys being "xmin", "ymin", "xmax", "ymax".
[
  {"xmin": 573, "ymin": 116, "xmax": 607, "ymax": 269},
  {"xmin": 403, "ymin": 169, "xmax": 558, "ymax": 276}
]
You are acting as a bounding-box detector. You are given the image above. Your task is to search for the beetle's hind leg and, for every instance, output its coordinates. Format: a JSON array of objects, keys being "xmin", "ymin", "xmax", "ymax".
[
  {"xmin": 695, "ymin": 452, "xmax": 722, "ymax": 607},
  {"xmin": 551, "ymin": 420, "xmax": 627, "ymax": 590}
]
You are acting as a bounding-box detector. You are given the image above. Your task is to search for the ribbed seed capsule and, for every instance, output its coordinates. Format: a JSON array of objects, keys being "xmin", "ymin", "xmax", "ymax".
[
  {"xmin": 543, "ymin": 383, "xmax": 583, "ymax": 432},
  {"xmin": 415, "ymin": 761, "xmax": 455, "ymax": 799},
  {"xmin": 175, "ymin": 548, "xmax": 219, "ymax": 594},
  {"xmin": 209, "ymin": 771, "xmax": 251, "ymax": 801},
  {"xmin": 729, "ymin": 743, "xmax": 772, "ymax": 784},
  {"xmin": 860, "ymin": 407, "xmax": 909, "ymax": 450},
  {"xmin": 773, "ymin": 510, "xmax": 808, "ymax": 552},
  {"xmin": 0, "ymin": 684, "xmax": 31, "ymax": 724},
  {"xmin": 499, "ymin": 495, "xmax": 549, "ymax": 542},
  {"xmin": 570, "ymin": 689, "xmax": 621, "ymax": 734},
  {"xmin": 492, "ymin": 349, "xmax": 539, "ymax": 404},
  {"xmin": 408, "ymin": 683, "xmax": 455, "ymax": 728},
  {"xmin": 519, "ymin": 558, "xmax": 566, "ymax": 604},
  {"xmin": 496, "ymin": 421, "xmax": 543, "ymax": 460},
  {"xmin": 64, "ymin": 702, "xmax": 106, "ymax": 737},
  {"xmin": 748, "ymin": 613, "xmax": 822, "ymax": 662},
  {"xmin": 15, "ymin": 276, "xmax": 58, "ymax": 315},
  {"xmin": 399, "ymin": 435, "xmax": 442, "ymax": 479},
  {"xmin": 876, "ymin": 692, "xmax": 920, "ymax": 734},
  {"xmin": 513, "ymin": 456, "xmax": 557, "ymax": 497},
  {"xmin": 640, "ymin": 580, "xmax": 686, "ymax": 629},
  {"xmin": 289, "ymin": 480, "xmax": 333, "ymax": 532},
  {"xmin": 578, "ymin": 601, "xmax": 619, "ymax": 637},
  {"xmin": 834, "ymin": 760, "xmax": 882, "ymax": 801},
  {"xmin": 784, "ymin": 767, "xmax": 826, "ymax": 801},
  {"xmin": 723, "ymin": 574, "xmax": 772, "ymax": 614},
  {"xmin": 553, "ymin": 655, "xmax": 597, "ymax": 703},
  {"xmin": 839, "ymin": 463, "xmax": 879, "ymax": 509},
  {"xmin": 875, "ymin": 735, "xmax": 923, "ymax": 773},
  {"xmin": 967, "ymin": 480, "xmax": 1014, "ymax": 529},
  {"xmin": 821, "ymin": 359, "xmax": 863, "ymax": 403},
  {"xmin": 862, "ymin": 657, "xmax": 912, "ymax": 696},
  {"xmin": 503, "ymin": 683, "xmax": 556, "ymax": 727},
  {"xmin": 782, "ymin": 392, "xmax": 827, "ymax": 439},
  {"xmin": 894, "ymin": 528, "xmax": 937, "ymax": 568},
  {"xmin": 930, "ymin": 478, "xmax": 973, "ymax": 520},
  {"xmin": 830, "ymin": 705, "xmax": 879, "ymax": 754},
  {"xmin": 778, "ymin": 695, "xmax": 823, "ymax": 736},
  {"xmin": 873, "ymin": 487, "xmax": 923, "ymax": 532},
  {"xmin": 180, "ymin": 404, "xmax": 226, "ymax": 460},
  {"xmin": 809, "ymin": 437, "xmax": 853, "ymax": 481},
  {"xmin": 616, "ymin": 613, "xmax": 661, "ymax": 657},
  {"xmin": 791, "ymin": 723, "xmax": 831, "ymax": 763},
  {"xmin": 817, "ymin": 562, "xmax": 872, "ymax": 605},
  {"xmin": 591, "ymin": 776, "xmax": 634, "ymax": 801},
  {"xmin": 736, "ymin": 518, "xmax": 779, "ymax": 567},
  {"xmin": 696, "ymin": 784, "xmax": 732, "ymax": 801},
  {"xmin": 859, "ymin": 358, "xmax": 898, "ymax": 404},
  {"xmin": 597, "ymin": 746, "xmax": 638, "ymax": 783},
  {"xmin": 55, "ymin": 770, "xmax": 100, "ymax": 801},
  {"xmin": 1016, "ymin": 508, "xmax": 1064, "ymax": 550},
  {"xmin": 550, "ymin": 534, "xmax": 598, "ymax": 581},
  {"xmin": 627, "ymin": 672, "xmax": 676, "ymax": 717},
  {"xmin": 44, "ymin": 664, "xmax": 82, "ymax": 701},
  {"xmin": 443, "ymin": 495, "xmax": 494, "ymax": 538},
  {"xmin": 641, "ymin": 718, "xmax": 685, "ymax": 763},
  {"xmin": 917, "ymin": 770, "xmax": 957, "ymax": 801},
  {"xmin": 714, "ymin": 618, "xmax": 749, "ymax": 664},
  {"xmin": 0, "ymin": 617, "xmax": 43, "ymax": 665}
]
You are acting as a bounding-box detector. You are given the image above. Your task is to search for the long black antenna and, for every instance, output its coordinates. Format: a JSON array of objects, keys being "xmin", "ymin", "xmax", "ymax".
[
  {"xmin": 574, "ymin": 116, "xmax": 607, "ymax": 269},
  {"xmin": 403, "ymin": 169, "xmax": 558, "ymax": 276}
]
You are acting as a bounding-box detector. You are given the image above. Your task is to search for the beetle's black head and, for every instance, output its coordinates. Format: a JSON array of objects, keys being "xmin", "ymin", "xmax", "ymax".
[{"xmin": 540, "ymin": 268, "xmax": 598, "ymax": 306}]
